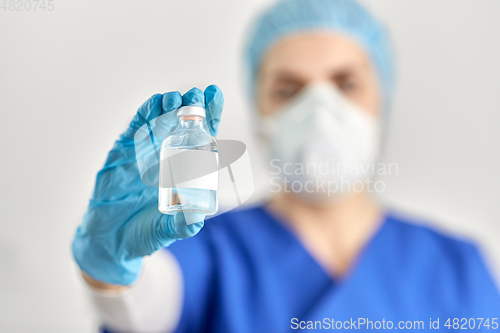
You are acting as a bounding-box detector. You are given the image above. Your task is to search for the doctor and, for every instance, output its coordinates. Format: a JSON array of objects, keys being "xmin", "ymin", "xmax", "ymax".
[{"xmin": 72, "ymin": 0, "xmax": 500, "ymax": 332}]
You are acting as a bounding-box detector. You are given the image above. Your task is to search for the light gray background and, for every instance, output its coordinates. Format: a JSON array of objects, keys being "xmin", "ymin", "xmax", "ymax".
[{"xmin": 0, "ymin": 0, "xmax": 498, "ymax": 332}]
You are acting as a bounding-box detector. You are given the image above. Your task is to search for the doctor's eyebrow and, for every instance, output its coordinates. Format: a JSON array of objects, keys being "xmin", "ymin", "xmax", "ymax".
[
  {"xmin": 261, "ymin": 60, "xmax": 370, "ymax": 84},
  {"xmin": 263, "ymin": 71, "xmax": 308, "ymax": 86},
  {"xmin": 330, "ymin": 61, "xmax": 369, "ymax": 74},
  {"xmin": 328, "ymin": 61, "xmax": 371, "ymax": 78}
]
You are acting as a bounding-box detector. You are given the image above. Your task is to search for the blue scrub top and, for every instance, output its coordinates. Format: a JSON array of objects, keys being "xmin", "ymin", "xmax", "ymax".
[{"xmin": 104, "ymin": 206, "xmax": 500, "ymax": 332}]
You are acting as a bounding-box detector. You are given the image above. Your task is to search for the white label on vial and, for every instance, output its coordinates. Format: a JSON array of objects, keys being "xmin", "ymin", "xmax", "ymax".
[{"xmin": 159, "ymin": 149, "xmax": 219, "ymax": 191}]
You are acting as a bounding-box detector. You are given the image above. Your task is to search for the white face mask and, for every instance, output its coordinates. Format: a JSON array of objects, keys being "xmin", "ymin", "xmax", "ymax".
[{"xmin": 260, "ymin": 82, "xmax": 381, "ymax": 204}]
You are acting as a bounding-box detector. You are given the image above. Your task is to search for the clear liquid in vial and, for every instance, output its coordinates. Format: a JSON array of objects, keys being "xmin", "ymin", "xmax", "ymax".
[
  {"xmin": 158, "ymin": 187, "xmax": 217, "ymax": 215},
  {"xmin": 158, "ymin": 107, "xmax": 218, "ymax": 216}
]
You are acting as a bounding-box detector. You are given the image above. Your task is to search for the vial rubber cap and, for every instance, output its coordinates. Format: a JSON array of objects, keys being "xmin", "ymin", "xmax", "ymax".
[{"xmin": 177, "ymin": 106, "xmax": 206, "ymax": 118}]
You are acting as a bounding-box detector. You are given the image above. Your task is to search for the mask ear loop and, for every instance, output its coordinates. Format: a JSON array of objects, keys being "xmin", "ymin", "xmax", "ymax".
[{"xmin": 374, "ymin": 88, "xmax": 393, "ymax": 169}]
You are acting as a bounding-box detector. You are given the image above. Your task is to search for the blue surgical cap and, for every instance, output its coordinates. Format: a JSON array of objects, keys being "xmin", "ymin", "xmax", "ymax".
[{"xmin": 244, "ymin": 0, "xmax": 395, "ymax": 109}]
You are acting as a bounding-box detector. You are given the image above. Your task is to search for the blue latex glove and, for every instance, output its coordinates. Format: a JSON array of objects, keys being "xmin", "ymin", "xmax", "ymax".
[{"xmin": 72, "ymin": 86, "xmax": 223, "ymax": 285}]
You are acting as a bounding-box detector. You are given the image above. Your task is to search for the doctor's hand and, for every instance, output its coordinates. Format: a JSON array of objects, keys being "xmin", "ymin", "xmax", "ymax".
[{"xmin": 72, "ymin": 85, "xmax": 223, "ymax": 286}]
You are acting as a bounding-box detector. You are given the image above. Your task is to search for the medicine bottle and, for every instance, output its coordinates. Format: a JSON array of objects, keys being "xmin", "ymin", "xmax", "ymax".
[{"xmin": 158, "ymin": 106, "xmax": 219, "ymax": 215}]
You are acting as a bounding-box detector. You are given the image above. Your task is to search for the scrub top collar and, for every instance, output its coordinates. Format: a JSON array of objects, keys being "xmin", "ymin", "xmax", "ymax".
[{"xmin": 257, "ymin": 204, "xmax": 390, "ymax": 285}]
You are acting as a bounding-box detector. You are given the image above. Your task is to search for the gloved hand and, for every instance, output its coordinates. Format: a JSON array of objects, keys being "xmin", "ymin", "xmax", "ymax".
[{"xmin": 72, "ymin": 85, "xmax": 223, "ymax": 286}]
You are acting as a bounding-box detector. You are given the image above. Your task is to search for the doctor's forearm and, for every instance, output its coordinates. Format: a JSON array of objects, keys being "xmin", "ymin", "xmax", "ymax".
[{"xmin": 81, "ymin": 249, "xmax": 183, "ymax": 332}]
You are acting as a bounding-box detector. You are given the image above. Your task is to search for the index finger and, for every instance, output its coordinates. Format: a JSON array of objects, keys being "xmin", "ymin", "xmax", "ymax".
[{"xmin": 204, "ymin": 85, "xmax": 224, "ymax": 137}]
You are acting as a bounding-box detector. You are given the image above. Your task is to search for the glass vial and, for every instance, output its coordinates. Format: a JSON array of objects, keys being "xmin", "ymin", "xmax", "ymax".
[{"xmin": 158, "ymin": 106, "xmax": 219, "ymax": 215}]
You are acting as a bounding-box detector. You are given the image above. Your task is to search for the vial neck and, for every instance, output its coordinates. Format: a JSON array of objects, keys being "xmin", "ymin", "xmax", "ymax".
[{"xmin": 178, "ymin": 116, "xmax": 204, "ymax": 130}]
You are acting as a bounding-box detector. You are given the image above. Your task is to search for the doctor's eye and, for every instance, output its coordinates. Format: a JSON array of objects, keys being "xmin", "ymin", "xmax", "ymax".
[
  {"xmin": 339, "ymin": 77, "xmax": 359, "ymax": 93},
  {"xmin": 340, "ymin": 79, "xmax": 357, "ymax": 92},
  {"xmin": 332, "ymin": 73, "xmax": 362, "ymax": 95},
  {"xmin": 272, "ymin": 84, "xmax": 302, "ymax": 102}
]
